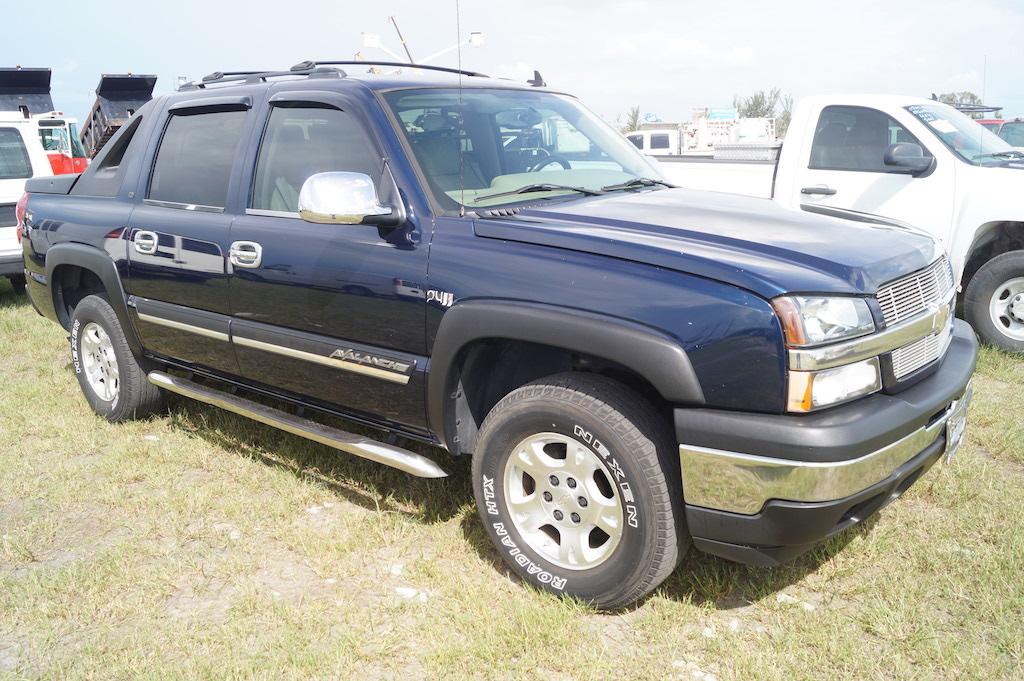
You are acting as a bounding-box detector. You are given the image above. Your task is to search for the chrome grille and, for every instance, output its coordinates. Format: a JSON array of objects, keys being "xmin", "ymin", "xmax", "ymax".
[
  {"xmin": 876, "ymin": 257, "xmax": 955, "ymax": 326},
  {"xmin": 891, "ymin": 318, "xmax": 953, "ymax": 379}
]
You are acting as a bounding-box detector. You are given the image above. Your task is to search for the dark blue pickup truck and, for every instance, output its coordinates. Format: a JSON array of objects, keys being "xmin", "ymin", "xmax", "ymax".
[{"xmin": 18, "ymin": 61, "xmax": 977, "ymax": 608}]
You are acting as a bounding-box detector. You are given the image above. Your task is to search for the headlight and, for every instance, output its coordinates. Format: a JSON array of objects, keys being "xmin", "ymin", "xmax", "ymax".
[
  {"xmin": 773, "ymin": 296, "xmax": 875, "ymax": 347},
  {"xmin": 787, "ymin": 357, "xmax": 882, "ymax": 412}
]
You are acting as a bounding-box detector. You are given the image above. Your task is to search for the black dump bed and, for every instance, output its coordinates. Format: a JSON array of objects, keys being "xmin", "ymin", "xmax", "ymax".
[
  {"xmin": 0, "ymin": 67, "xmax": 54, "ymax": 116},
  {"xmin": 79, "ymin": 74, "xmax": 156, "ymax": 158}
]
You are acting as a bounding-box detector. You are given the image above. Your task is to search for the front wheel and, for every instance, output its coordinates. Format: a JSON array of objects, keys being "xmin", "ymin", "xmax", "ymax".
[
  {"xmin": 964, "ymin": 250, "xmax": 1024, "ymax": 353},
  {"xmin": 472, "ymin": 373, "xmax": 687, "ymax": 609}
]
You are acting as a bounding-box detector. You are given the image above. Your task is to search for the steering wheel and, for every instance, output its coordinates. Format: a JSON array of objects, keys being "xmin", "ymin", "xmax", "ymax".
[{"xmin": 529, "ymin": 155, "xmax": 572, "ymax": 172}]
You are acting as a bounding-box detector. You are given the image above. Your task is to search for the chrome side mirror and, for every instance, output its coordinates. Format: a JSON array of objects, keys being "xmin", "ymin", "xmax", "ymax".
[{"xmin": 298, "ymin": 172, "xmax": 395, "ymax": 225}]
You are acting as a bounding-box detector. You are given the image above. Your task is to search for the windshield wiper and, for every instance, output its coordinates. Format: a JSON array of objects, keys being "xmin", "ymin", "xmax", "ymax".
[
  {"xmin": 973, "ymin": 150, "xmax": 1024, "ymax": 162},
  {"xmin": 474, "ymin": 183, "xmax": 605, "ymax": 203},
  {"xmin": 600, "ymin": 177, "xmax": 676, "ymax": 192}
]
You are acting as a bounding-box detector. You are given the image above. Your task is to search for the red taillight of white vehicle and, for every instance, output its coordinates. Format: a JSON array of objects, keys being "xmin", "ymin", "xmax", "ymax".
[{"xmin": 14, "ymin": 192, "xmax": 28, "ymax": 243}]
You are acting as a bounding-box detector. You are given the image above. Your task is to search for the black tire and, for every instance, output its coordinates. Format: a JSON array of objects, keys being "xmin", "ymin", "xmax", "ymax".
[
  {"xmin": 7, "ymin": 274, "xmax": 26, "ymax": 294},
  {"xmin": 964, "ymin": 250, "xmax": 1024, "ymax": 353},
  {"xmin": 472, "ymin": 373, "xmax": 687, "ymax": 609},
  {"xmin": 70, "ymin": 294, "xmax": 164, "ymax": 422}
]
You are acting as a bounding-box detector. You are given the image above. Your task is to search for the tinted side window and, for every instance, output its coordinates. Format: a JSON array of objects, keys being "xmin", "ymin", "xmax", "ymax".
[
  {"xmin": 650, "ymin": 133, "xmax": 670, "ymax": 150},
  {"xmin": 149, "ymin": 110, "xmax": 246, "ymax": 208},
  {"xmin": 0, "ymin": 128, "xmax": 32, "ymax": 180},
  {"xmin": 810, "ymin": 105, "xmax": 931, "ymax": 172},
  {"xmin": 72, "ymin": 115, "xmax": 144, "ymax": 197},
  {"xmin": 251, "ymin": 106, "xmax": 380, "ymax": 213},
  {"xmin": 626, "ymin": 134, "xmax": 643, "ymax": 149}
]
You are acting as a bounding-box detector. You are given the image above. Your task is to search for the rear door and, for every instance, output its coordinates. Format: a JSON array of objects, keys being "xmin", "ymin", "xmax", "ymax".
[
  {"xmin": 125, "ymin": 97, "xmax": 253, "ymax": 374},
  {"xmin": 227, "ymin": 90, "xmax": 430, "ymax": 430},
  {"xmin": 788, "ymin": 104, "xmax": 954, "ymax": 237}
]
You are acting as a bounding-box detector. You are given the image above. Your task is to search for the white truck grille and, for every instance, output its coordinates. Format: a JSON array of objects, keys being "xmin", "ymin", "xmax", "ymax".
[{"xmin": 876, "ymin": 256, "xmax": 955, "ymax": 326}]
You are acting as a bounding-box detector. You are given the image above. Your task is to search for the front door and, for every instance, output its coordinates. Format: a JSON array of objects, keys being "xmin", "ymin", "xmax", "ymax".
[
  {"xmin": 789, "ymin": 104, "xmax": 954, "ymax": 241},
  {"xmin": 126, "ymin": 101, "xmax": 251, "ymax": 374},
  {"xmin": 228, "ymin": 94, "xmax": 429, "ymax": 431}
]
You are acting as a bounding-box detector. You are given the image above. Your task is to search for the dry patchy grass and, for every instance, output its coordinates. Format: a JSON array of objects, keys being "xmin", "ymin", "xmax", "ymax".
[{"xmin": 0, "ymin": 279, "xmax": 1022, "ymax": 680}]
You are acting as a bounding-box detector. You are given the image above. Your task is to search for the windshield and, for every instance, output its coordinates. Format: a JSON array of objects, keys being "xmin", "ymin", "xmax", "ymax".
[
  {"xmin": 68, "ymin": 122, "xmax": 88, "ymax": 158},
  {"xmin": 998, "ymin": 121, "xmax": 1024, "ymax": 148},
  {"xmin": 38, "ymin": 123, "xmax": 70, "ymax": 153},
  {"xmin": 906, "ymin": 103, "xmax": 1017, "ymax": 165},
  {"xmin": 383, "ymin": 88, "xmax": 663, "ymax": 209}
]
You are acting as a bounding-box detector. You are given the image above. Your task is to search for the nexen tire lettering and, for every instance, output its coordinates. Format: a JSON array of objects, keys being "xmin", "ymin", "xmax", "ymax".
[{"xmin": 574, "ymin": 424, "xmax": 639, "ymax": 528}]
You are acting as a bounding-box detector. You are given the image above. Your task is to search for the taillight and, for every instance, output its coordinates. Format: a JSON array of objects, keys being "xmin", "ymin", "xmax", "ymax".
[{"xmin": 14, "ymin": 192, "xmax": 28, "ymax": 243}]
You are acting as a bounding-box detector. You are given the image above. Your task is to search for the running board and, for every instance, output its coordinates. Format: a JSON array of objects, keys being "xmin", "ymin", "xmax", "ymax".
[{"xmin": 147, "ymin": 371, "xmax": 448, "ymax": 478}]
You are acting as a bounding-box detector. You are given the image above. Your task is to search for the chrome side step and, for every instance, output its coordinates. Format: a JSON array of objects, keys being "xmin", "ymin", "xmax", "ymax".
[{"xmin": 147, "ymin": 371, "xmax": 448, "ymax": 478}]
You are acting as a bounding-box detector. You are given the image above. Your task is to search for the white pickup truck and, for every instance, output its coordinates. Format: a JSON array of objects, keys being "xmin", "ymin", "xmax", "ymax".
[
  {"xmin": 655, "ymin": 94, "xmax": 1024, "ymax": 352},
  {"xmin": 1, "ymin": 112, "xmax": 52, "ymax": 293}
]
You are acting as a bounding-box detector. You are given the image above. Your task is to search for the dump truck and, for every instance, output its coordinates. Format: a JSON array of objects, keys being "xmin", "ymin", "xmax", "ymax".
[{"xmin": 79, "ymin": 74, "xmax": 156, "ymax": 158}]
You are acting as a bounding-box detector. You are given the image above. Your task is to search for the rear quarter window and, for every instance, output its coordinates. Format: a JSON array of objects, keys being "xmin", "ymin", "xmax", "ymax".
[
  {"xmin": 72, "ymin": 115, "xmax": 145, "ymax": 197},
  {"xmin": 0, "ymin": 127, "xmax": 32, "ymax": 180}
]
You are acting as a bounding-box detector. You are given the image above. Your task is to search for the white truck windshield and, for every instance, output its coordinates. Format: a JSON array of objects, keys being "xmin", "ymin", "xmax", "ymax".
[
  {"xmin": 906, "ymin": 103, "xmax": 1020, "ymax": 165},
  {"xmin": 384, "ymin": 88, "xmax": 663, "ymax": 209}
]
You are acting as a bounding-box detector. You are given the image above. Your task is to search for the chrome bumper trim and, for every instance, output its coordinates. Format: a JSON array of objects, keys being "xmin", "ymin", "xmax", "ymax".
[
  {"xmin": 788, "ymin": 294, "xmax": 954, "ymax": 371},
  {"xmin": 679, "ymin": 389, "xmax": 971, "ymax": 515}
]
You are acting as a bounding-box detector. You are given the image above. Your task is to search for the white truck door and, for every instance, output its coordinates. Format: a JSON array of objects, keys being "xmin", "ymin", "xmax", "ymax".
[{"xmin": 786, "ymin": 104, "xmax": 954, "ymax": 244}]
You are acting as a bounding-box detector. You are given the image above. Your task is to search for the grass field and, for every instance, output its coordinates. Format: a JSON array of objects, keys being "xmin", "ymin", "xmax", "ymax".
[{"xmin": 1, "ymin": 278, "xmax": 1022, "ymax": 680}]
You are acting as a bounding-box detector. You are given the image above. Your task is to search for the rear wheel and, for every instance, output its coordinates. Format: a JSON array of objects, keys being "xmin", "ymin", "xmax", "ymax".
[
  {"xmin": 70, "ymin": 294, "xmax": 164, "ymax": 421},
  {"xmin": 965, "ymin": 250, "xmax": 1024, "ymax": 353},
  {"xmin": 472, "ymin": 373, "xmax": 687, "ymax": 609}
]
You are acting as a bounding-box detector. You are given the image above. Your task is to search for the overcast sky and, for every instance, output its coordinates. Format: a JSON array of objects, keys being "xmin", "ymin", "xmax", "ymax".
[{"xmin": 8, "ymin": 0, "xmax": 1024, "ymax": 124}]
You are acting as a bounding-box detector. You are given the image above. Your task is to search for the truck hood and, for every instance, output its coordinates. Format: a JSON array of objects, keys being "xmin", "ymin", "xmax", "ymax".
[{"xmin": 473, "ymin": 188, "xmax": 940, "ymax": 298}]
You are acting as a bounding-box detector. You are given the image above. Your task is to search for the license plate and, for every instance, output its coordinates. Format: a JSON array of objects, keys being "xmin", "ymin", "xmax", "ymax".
[{"xmin": 945, "ymin": 383, "xmax": 973, "ymax": 463}]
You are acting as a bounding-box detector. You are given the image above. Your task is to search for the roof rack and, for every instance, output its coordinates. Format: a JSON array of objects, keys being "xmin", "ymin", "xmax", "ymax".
[
  {"xmin": 178, "ymin": 65, "xmax": 344, "ymax": 91},
  {"xmin": 292, "ymin": 60, "xmax": 486, "ymax": 78},
  {"xmin": 178, "ymin": 60, "xmax": 487, "ymax": 92}
]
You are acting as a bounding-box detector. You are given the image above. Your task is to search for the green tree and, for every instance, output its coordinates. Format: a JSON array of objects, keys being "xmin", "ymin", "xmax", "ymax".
[
  {"xmin": 733, "ymin": 88, "xmax": 781, "ymax": 118},
  {"xmin": 732, "ymin": 88, "xmax": 794, "ymax": 138},
  {"xmin": 619, "ymin": 105, "xmax": 642, "ymax": 133},
  {"xmin": 777, "ymin": 94, "xmax": 794, "ymax": 138},
  {"xmin": 936, "ymin": 91, "xmax": 986, "ymax": 119}
]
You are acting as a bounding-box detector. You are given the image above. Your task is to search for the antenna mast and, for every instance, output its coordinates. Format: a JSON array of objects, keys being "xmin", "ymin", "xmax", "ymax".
[
  {"xmin": 389, "ymin": 16, "xmax": 415, "ymax": 63},
  {"xmin": 456, "ymin": 0, "xmax": 465, "ymax": 215}
]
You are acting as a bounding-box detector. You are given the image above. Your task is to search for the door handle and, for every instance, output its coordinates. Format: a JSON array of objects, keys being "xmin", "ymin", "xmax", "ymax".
[
  {"xmin": 800, "ymin": 185, "xmax": 837, "ymax": 196},
  {"xmin": 229, "ymin": 241, "xmax": 263, "ymax": 269},
  {"xmin": 133, "ymin": 230, "xmax": 159, "ymax": 255}
]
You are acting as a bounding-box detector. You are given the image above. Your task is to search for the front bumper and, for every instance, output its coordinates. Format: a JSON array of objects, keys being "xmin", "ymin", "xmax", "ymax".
[{"xmin": 677, "ymin": 319, "xmax": 978, "ymax": 566}]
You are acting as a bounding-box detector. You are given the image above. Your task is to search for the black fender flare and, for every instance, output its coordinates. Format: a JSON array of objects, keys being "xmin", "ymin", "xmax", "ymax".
[
  {"xmin": 44, "ymin": 243, "xmax": 144, "ymax": 355},
  {"xmin": 427, "ymin": 300, "xmax": 705, "ymax": 448}
]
